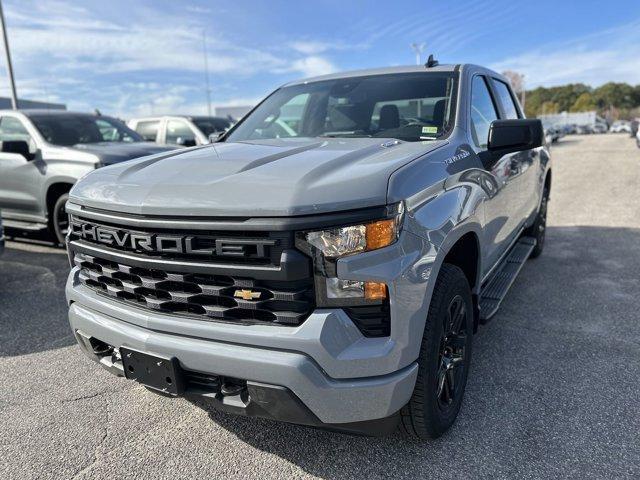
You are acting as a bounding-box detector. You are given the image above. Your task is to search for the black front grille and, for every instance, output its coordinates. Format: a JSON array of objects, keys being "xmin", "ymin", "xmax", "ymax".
[
  {"xmin": 68, "ymin": 216, "xmax": 290, "ymax": 266},
  {"xmin": 74, "ymin": 252, "xmax": 315, "ymax": 326}
]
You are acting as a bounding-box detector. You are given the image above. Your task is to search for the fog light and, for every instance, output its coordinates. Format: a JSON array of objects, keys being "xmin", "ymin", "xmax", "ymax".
[
  {"xmin": 325, "ymin": 278, "xmax": 388, "ymax": 300},
  {"xmin": 326, "ymin": 278, "xmax": 364, "ymax": 298}
]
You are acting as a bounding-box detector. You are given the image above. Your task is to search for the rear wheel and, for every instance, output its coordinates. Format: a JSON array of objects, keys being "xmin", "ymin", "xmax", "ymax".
[
  {"xmin": 399, "ymin": 264, "xmax": 473, "ymax": 440},
  {"xmin": 525, "ymin": 187, "xmax": 549, "ymax": 259},
  {"xmin": 50, "ymin": 193, "xmax": 70, "ymax": 246}
]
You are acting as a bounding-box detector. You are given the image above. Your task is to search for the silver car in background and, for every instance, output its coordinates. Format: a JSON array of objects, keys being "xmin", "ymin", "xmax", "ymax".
[
  {"xmin": 0, "ymin": 110, "xmax": 176, "ymax": 244},
  {"xmin": 127, "ymin": 115, "xmax": 232, "ymax": 147}
]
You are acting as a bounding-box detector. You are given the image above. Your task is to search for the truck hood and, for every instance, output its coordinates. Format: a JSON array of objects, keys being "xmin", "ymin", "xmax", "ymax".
[
  {"xmin": 70, "ymin": 137, "xmax": 447, "ymax": 217},
  {"xmin": 70, "ymin": 142, "xmax": 177, "ymax": 165}
]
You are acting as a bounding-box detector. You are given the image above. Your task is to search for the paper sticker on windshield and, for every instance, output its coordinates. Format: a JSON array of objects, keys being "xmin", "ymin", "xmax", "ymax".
[{"xmin": 422, "ymin": 126, "xmax": 438, "ymax": 135}]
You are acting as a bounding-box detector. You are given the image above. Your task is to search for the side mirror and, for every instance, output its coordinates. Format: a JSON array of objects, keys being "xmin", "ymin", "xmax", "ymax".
[
  {"xmin": 1, "ymin": 140, "xmax": 33, "ymax": 160},
  {"xmin": 176, "ymin": 137, "xmax": 197, "ymax": 147},
  {"xmin": 488, "ymin": 119, "xmax": 543, "ymax": 153},
  {"xmin": 480, "ymin": 119, "xmax": 543, "ymax": 169}
]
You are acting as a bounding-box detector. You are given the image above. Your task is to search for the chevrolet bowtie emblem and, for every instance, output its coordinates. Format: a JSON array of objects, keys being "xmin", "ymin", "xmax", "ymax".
[{"xmin": 234, "ymin": 289, "xmax": 261, "ymax": 301}]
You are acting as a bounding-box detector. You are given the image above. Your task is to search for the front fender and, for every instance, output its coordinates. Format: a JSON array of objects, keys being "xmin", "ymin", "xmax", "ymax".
[{"xmin": 335, "ymin": 183, "xmax": 486, "ymax": 373}]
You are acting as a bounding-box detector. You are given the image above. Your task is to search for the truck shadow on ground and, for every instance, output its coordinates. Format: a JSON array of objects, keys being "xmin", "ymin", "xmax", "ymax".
[{"xmin": 187, "ymin": 225, "xmax": 640, "ymax": 478}]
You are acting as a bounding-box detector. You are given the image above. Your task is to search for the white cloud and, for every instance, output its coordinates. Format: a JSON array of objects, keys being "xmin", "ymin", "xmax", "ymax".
[
  {"xmin": 291, "ymin": 41, "xmax": 332, "ymax": 55},
  {"xmin": 288, "ymin": 56, "xmax": 337, "ymax": 78},
  {"xmin": 0, "ymin": 0, "xmax": 343, "ymax": 115},
  {"xmin": 491, "ymin": 19, "xmax": 640, "ymax": 88}
]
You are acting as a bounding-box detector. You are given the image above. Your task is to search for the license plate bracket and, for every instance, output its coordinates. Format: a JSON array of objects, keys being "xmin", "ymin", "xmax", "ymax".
[{"xmin": 120, "ymin": 347, "xmax": 184, "ymax": 395}]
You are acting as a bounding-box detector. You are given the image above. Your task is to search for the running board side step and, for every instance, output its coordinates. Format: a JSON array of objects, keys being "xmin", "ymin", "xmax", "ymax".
[
  {"xmin": 2, "ymin": 219, "xmax": 48, "ymax": 231},
  {"xmin": 479, "ymin": 236, "xmax": 536, "ymax": 323}
]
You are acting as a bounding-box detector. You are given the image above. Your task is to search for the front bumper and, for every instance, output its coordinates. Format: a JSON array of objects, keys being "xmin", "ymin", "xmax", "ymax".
[
  {"xmin": 69, "ymin": 298, "xmax": 417, "ymax": 426},
  {"xmin": 65, "ymin": 222, "xmax": 438, "ymax": 427}
]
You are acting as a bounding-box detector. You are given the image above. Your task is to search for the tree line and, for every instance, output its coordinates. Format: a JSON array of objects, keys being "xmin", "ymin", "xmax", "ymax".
[{"xmin": 523, "ymin": 82, "xmax": 640, "ymax": 120}]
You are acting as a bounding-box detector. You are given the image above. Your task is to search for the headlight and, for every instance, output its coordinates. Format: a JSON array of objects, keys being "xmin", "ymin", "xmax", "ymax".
[
  {"xmin": 305, "ymin": 217, "xmax": 401, "ymax": 258},
  {"xmin": 300, "ymin": 203, "xmax": 403, "ymax": 305}
]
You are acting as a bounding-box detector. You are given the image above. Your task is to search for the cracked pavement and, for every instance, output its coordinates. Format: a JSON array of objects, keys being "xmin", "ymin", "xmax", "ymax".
[{"xmin": 1, "ymin": 134, "xmax": 639, "ymax": 479}]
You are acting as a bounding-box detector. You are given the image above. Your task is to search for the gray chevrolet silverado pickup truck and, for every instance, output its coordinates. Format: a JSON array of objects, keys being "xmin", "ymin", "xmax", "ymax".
[
  {"xmin": 65, "ymin": 63, "xmax": 550, "ymax": 439},
  {"xmin": 0, "ymin": 110, "xmax": 175, "ymax": 244}
]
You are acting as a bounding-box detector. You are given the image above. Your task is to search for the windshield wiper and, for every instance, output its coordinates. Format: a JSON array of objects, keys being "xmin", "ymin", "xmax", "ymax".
[{"xmin": 318, "ymin": 133, "xmax": 372, "ymax": 138}]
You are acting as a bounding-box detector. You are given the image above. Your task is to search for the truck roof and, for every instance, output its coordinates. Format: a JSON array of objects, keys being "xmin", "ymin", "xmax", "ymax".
[
  {"xmin": 284, "ymin": 63, "xmax": 503, "ymax": 86},
  {"xmin": 284, "ymin": 64, "xmax": 461, "ymax": 86}
]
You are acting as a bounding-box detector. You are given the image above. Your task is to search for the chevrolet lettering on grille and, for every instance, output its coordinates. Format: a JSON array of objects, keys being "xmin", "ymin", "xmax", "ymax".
[{"xmin": 69, "ymin": 220, "xmax": 277, "ymax": 258}]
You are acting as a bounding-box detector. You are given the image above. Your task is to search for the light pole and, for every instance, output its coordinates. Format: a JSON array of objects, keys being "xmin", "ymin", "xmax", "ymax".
[
  {"xmin": 0, "ymin": 0, "xmax": 17, "ymax": 109},
  {"xmin": 410, "ymin": 43, "xmax": 425, "ymax": 66}
]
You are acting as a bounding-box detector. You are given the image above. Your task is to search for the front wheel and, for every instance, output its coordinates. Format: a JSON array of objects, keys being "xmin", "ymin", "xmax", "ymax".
[
  {"xmin": 399, "ymin": 264, "xmax": 473, "ymax": 440},
  {"xmin": 50, "ymin": 193, "xmax": 70, "ymax": 246}
]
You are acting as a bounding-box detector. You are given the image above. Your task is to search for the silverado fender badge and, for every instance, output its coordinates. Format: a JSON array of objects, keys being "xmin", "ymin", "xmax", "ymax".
[{"xmin": 234, "ymin": 289, "xmax": 261, "ymax": 301}]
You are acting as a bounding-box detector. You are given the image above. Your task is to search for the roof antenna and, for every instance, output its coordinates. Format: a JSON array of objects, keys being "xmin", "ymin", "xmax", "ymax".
[
  {"xmin": 425, "ymin": 54, "xmax": 439, "ymax": 68},
  {"xmin": 94, "ymin": 108, "xmax": 102, "ymax": 116}
]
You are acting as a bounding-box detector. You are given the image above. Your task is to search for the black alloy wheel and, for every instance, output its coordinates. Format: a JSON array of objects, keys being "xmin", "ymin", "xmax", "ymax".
[
  {"xmin": 399, "ymin": 264, "xmax": 473, "ymax": 440},
  {"xmin": 527, "ymin": 187, "xmax": 548, "ymax": 258},
  {"xmin": 436, "ymin": 295, "xmax": 468, "ymax": 410}
]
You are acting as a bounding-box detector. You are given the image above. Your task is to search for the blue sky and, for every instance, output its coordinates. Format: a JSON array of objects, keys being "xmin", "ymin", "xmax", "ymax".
[{"xmin": 2, "ymin": 0, "xmax": 640, "ymax": 117}]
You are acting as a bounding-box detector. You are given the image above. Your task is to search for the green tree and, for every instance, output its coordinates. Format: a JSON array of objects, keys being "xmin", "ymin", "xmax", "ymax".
[
  {"xmin": 540, "ymin": 101, "xmax": 560, "ymax": 115},
  {"xmin": 570, "ymin": 92, "xmax": 596, "ymax": 112},
  {"xmin": 593, "ymin": 82, "xmax": 637, "ymax": 110}
]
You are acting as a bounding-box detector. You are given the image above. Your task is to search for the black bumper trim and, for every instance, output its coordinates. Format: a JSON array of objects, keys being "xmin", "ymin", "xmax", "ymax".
[{"xmin": 186, "ymin": 381, "xmax": 401, "ymax": 437}]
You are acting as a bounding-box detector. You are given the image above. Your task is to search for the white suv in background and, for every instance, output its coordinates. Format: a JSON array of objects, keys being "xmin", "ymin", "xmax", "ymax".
[{"xmin": 127, "ymin": 115, "xmax": 232, "ymax": 147}]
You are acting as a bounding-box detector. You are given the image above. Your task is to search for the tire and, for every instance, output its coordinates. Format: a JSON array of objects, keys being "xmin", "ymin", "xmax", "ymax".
[
  {"xmin": 399, "ymin": 264, "xmax": 473, "ymax": 440},
  {"xmin": 525, "ymin": 187, "xmax": 549, "ymax": 259},
  {"xmin": 49, "ymin": 193, "xmax": 70, "ymax": 246}
]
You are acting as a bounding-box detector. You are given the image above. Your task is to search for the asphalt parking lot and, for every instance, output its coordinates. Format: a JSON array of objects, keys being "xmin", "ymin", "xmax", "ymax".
[{"xmin": 1, "ymin": 134, "xmax": 639, "ymax": 479}]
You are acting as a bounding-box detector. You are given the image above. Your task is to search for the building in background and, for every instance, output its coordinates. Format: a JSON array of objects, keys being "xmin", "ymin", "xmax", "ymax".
[
  {"xmin": 0, "ymin": 97, "xmax": 66, "ymax": 110},
  {"xmin": 538, "ymin": 111, "xmax": 606, "ymax": 127},
  {"xmin": 214, "ymin": 105, "xmax": 252, "ymax": 122}
]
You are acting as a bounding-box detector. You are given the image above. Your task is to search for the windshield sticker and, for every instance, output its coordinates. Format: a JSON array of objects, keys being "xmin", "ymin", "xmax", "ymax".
[{"xmin": 420, "ymin": 126, "xmax": 439, "ymax": 140}]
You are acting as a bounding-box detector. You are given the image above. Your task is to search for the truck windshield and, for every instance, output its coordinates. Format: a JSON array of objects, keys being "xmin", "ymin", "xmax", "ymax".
[
  {"xmin": 226, "ymin": 72, "xmax": 457, "ymax": 143},
  {"xmin": 28, "ymin": 114, "xmax": 143, "ymax": 146}
]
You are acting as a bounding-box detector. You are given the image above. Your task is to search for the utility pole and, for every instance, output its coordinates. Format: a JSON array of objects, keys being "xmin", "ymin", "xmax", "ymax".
[
  {"xmin": 202, "ymin": 30, "xmax": 212, "ymax": 117},
  {"xmin": 0, "ymin": 0, "xmax": 18, "ymax": 109},
  {"xmin": 410, "ymin": 43, "xmax": 425, "ymax": 66}
]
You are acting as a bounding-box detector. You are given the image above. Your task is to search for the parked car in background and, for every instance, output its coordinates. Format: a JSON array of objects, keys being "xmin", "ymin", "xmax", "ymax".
[
  {"xmin": 544, "ymin": 126, "xmax": 561, "ymax": 144},
  {"xmin": 592, "ymin": 123, "xmax": 608, "ymax": 134},
  {"xmin": 576, "ymin": 124, "xmax": 593, "ymax": 135},
  {"xmin": 127, "ymin": 115, "xmax": 232, "ymax": 147},
  {"xmin": 0, "ymin": 110, "xmax": 176, "ymax": 244},
  {"xmin": 610, "ymin": 121, "xmax": 631, "ymax": 133},
  {"xmin": 565, "ymin": 124, "xmax": 578, "ymax": 135},
  {"xmin": 630, "ymin": 118, "xmax": 639, "ymax": 138}
]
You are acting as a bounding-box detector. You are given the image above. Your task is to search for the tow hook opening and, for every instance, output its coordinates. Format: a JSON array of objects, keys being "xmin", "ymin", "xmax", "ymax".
[{"xmin": 88, "ymin": 337, "xmax": 113, "ymax": 357}]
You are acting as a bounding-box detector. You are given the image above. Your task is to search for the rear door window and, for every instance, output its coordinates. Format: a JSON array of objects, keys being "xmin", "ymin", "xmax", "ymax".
[{"xmin": 491, "ymin": 79, "xmax": 520, "ymax": 119}]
